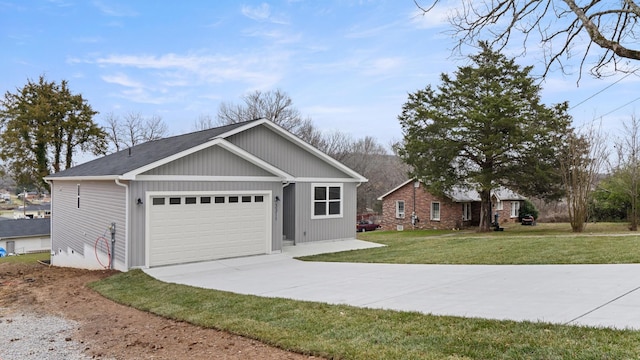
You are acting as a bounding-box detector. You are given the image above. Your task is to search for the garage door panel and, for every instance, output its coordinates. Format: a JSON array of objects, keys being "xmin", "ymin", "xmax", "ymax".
[{"xmin": 148, "ymin": 193, "xmax": 270, "ymax": 267}]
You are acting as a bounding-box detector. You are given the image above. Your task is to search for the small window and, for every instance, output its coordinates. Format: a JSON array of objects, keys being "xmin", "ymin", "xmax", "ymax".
[
  {"xmin": 229, "ymin": 196, "xmax": 239, "ymax": 203},
  {"xmin": 76, "ymin": 184, "xmax": 81, "ymax": 209},
  {"xmin": 312, "ymin": 184, "xmax": 342, "ymax": 218},
  {"xmin": 431, "ymin": 202, "xmax": 440, "ymax": 221},
  {"xmin": 496, "ymin": 200, "xmax": 503, "ymax": 210},
  {"xmin": 169, "ymin": 197, "xmax": 181, "ymax": 205},
  {"xmin": 185, "ymin": 197, "xmax": 197, "ymax": 204},
  {"xmin": 242, "ymin": 196, "xmax": 252, "ymax": 203},
  {"xmin": 200, "ymin": 197, "xmax": 211, "ymax": 204},
  {"xmin": 462, "ymin": 203, "xmax": 471, "ymax": 221},
  {"xmin": 511, "ymin": 201, "xmax": 520, "ymax": 218},
  {"xmin": 214, "ymin": 196, "xmax": 225, "ymax": 204},
  {"xmin": 395, "ymin": 200, "xmax": 405, "ymax": 219},
  {"xmin": 255, "ymin": 196, "xmax": 264, "ymax": 202},
  {"xmin": 152, "ymin": 198, "xmax": 165, "ymax": 205}
]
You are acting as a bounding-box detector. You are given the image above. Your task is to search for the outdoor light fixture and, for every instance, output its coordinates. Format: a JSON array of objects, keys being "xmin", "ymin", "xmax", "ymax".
[{"xmin": 136, "ymin": 198, "xmax": 143, "ymax": 205}]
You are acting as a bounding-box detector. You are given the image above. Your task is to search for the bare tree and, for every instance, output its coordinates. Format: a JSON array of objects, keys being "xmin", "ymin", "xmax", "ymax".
[
  {"xmin": 416, "ymin": 0, "xmax": 640, "ymax": 79},
  {"xmin": 558, "ymin": 123, "xmax": 607, "ymax": 232},
  {"xmin": 612, "ymin": 114, "xmax": 640, "ymax": 230},
  {"xmin": 193, "ymin": 114, "xmax": 216, "ymax": 131},
  {"xmin": 102, "ymin": 112, "xmax": 169, "ymax": 153},
  {"xmin": 216, "ymin": 89, "xmax": 321, "ymax": 144}
]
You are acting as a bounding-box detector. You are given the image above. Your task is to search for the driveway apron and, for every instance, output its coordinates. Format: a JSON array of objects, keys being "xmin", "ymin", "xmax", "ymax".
[{"xmin": 144, "ymin": 240, "xmax": 640, "ymax": 330}]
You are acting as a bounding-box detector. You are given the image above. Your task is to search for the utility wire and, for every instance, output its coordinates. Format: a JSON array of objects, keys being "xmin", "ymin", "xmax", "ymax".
[
  {"xmin": 598, "ymin": 95, "xmax": 640, "ymax": 118},
  {"xmin": 569, "ymin": 72, "xmax": 634, "ymax": 111}
]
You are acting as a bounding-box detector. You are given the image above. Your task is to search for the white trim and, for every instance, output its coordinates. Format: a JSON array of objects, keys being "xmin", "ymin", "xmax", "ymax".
[
  {"xmin": 462, "ymin": 202, "xmax": 471, "ymax": 221},
  {"xmin": 295, "ymin": 177, "xmax": 364, "ymax": 183},
  {"xmin": 134, "ymin": 175, "xmax": 284, "ymax": 182},
  {"xmin": 114, "ymin": 179, "xmax": 129, "ymax": 270},
  {"xmin": 144, "ymin": 190, "xmax": 272, "ymax": 268},
  {"xmin": 122, "ymin": 138, "xmax": 294, "ymax": 181},
  {"xmin": 44, "ymin": 175, "xmax": 121, "ymax": 181},
  {"xmin": 310, "ymin": 183, "xmax": 344, "ymax": 219},
  {"xmin": 395, "ymin": 200, "xmax": 405, "ymax": 219},
  {"xmin": 378, "ymin": 179, "xmax": 414, "ymax": 200},
  {"xmin": 510, "ymin": 201, "xmax": 520, "ymax": 218},
  {"xmin": 430, "ymin": 202, "xmax": 441, "ymax": 221},
  {"xmin": 218, "ymin": 119, "xmax": 368, "ymax": 183}
]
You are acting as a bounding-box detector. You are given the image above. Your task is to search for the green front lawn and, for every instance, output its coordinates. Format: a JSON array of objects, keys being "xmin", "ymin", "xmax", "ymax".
[
  {"xmin": 90, "ymin": 270, "xmax": 640, "ymax": 360},
  {"xmin": 86, "ymin": 222, "xmax": 640, "ymax": 359},
  {"xmin": 0, "ymin": 252, "xmax": 49, "ymax": 264},
  {"xmin": 301, "ymin": 222, "xmax": 640, "ymax": 264}
]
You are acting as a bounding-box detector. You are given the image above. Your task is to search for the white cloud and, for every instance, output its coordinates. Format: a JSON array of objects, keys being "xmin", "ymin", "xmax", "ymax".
[
  {"xmin": 409, "ymin": 2, "xmax": 455, "ymax": 29},
  {"xmin": 101, "ymin": 73, "xmax": 144, "ymax": 88},
  {"xmin": 241, "ymin": 3, "xmax": 271, "ymax": 21},
  {"xmin": 93, "ymin": 1, "xmax": 137, "ymax": 17}
]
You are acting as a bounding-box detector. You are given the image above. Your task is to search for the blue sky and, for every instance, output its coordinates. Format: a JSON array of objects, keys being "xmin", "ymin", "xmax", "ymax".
[{"xmin": 2, "ymin": 1, "xmax": 639, "ymax": 153}]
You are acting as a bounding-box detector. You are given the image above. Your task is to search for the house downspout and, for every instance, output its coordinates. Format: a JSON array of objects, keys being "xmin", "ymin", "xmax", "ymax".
[{"xmin": 114, "ymin": 179, "xmax": 129, "ymax": 270}]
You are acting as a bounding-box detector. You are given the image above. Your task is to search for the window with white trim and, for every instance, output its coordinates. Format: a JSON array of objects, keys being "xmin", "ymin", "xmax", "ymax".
[
  {"xmin": 462, "ymin": 203, "xmax": 471, "ymax": 221},
  {"xmin": 495, "ymin": 200, "xmax": 503, "ymax": 210},
  {"xmin": 312, "ymin": 183, "xmax": 343, "ymax": 218},
  {"xmin": 431, "ymin": 202, "xmax": 440, "ymax": 221},
  {"xmin": 511, "ymin": 201, "xmax": 520, "ymax": 218},
  {"xmin": 395, "ymin": 200, "xmax": 405, "ymax": 218}
]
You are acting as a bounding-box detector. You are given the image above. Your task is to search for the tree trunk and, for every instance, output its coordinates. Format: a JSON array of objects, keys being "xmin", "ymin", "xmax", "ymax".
[{"xmin": 478, "ymin": 189, "xmax": 492, "ymax": 232}]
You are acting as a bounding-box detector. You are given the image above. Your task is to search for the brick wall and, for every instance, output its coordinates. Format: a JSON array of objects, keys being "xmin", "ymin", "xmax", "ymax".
[{"xmin": 380, "ymin": 182, "xmax": 477, "ymax": 230}]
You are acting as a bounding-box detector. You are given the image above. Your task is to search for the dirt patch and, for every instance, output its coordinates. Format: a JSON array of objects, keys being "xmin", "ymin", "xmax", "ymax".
[{"xmin": 0, "ymin": 262, "xmax": 319, "ymax": 359}]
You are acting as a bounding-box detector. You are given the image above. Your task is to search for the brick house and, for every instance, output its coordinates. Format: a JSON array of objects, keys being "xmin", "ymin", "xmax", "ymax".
[{"xmin": 377, "ymin": 180, "xmax": 526, "ymax": 230}]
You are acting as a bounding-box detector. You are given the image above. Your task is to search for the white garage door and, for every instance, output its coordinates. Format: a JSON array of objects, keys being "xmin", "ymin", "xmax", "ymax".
[{"xmin": 147, "ymin": 193, "xmax": 270, "ymax": 267}]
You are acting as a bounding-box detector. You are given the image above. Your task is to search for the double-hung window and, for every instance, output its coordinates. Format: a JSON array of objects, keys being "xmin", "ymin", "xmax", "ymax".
[
  {"xmin": 395, "ymin": 200, "xmax": 405, "ymax": 218},
  {"xmin": 312, "ymin": 183, "xmax": 342, "ymax": 218},
  {"xmin": 431, "ymin": 202, "xmax": 440, "ymax": 221},
  {"xmin": 511, "ymin": 201, "xmax": 520, "ymax": 218},
  {"xmin": 462, "ymin": 203, "xmax": 471, "ymax": 221}
]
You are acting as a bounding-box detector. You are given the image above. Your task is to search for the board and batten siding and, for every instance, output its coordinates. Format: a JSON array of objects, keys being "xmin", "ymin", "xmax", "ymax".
[
  {"xmin": 50, "ymin": 180, "xmax": 126, "ymax": 268},
  {"xmin": 128, "ymin": 180, "xmax": 283, "ymax": 268},
  {"xmin": 141, "ymin": 145, "xmax": 274, "ymax": 177},
  {"xmin": 293, "ymin": 182, "xmax": 358, "ymax": 244},
  {"xmin": 228, "ymin": 125, "xmax": 351, "ymax": 178}
]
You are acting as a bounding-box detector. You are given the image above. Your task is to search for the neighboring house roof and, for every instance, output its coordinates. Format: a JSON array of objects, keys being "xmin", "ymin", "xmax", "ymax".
[
  {"xmin": 0, "ymin": 218, "xmax": 50, "ymax": 239},
  {"xmin": 377, "ymin": 179, "xmax": 526, "ymax": 202},
  {"xmin": 45, "ymin": 119, "xmax": 367, "ymax": 183},
  {"xmin": 17, "ymin": 203, "xmax": 51, "ymax": 212}
]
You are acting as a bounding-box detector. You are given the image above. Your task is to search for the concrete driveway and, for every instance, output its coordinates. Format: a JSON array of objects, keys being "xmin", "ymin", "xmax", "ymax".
[{"xmin": 144, "ymin": 240, "xmax": 640, "ymax": 330}]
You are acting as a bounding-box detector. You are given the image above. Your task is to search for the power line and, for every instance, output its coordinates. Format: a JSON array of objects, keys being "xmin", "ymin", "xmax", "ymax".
[
  {"xmin": 598, "ymin": 95, "xmax": 640, "ymax": 118},
  {"xmin": 569, "ymin": 72, "xmax": 634, "ymax": 111}
]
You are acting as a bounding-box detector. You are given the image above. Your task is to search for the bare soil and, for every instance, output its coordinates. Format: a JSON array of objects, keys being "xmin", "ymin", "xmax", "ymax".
[{"xmin": 0, "ymin": 262, "xmax": 319, "ymax": 359}]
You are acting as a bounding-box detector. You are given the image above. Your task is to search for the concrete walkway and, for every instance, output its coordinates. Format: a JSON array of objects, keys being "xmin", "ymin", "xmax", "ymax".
[{"xmin": 144, "ymin": 240, "xmax": 640, "ymax": 330}]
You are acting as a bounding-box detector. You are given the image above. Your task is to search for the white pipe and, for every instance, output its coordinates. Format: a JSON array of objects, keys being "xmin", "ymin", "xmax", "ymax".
[{"xmin": 114, "ymin": 179, "xmax": 129, "ymax": 270}]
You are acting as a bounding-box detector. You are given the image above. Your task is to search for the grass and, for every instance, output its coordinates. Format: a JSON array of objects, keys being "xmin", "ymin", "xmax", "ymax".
[
  {"xmin": 300, "ymin": 222, "xmax": 640, "ymax": 264},
  {"xmin": 90, "ymin": 270, "xmax": 640, "ymax": 360},
  {"xmin": 0, "ymin": 252, "xmax": 49, "ymax": 264}
]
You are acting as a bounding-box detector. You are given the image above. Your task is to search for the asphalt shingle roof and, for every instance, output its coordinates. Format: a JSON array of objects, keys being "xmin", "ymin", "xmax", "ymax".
[
  {"xmin": 47, "ymin": 120, "xmax": 257, "ymax": 178},
  {"xmin": 0, "ymin": 218, "xmax": 50, "ymax": 238}
]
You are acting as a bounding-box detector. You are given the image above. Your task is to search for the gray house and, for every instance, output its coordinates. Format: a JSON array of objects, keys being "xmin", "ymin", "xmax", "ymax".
[
  {"xmin": 45, "ymin": 119, "xmax": 367, "ymax": 271},
  {"xmin": 0, "ymin": 218, "xmax": 51, "ymax": 255}
]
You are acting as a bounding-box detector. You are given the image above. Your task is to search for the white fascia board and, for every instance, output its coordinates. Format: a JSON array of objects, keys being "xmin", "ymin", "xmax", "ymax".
[
  {"xmin": 295, "ymin": 177, "xmax": 368, "ymax": 183},
  {"xmin": 43, "ymin": 175, "xmax": 121, "ymax": 181},
  {"xmin": 377, "ymin": 179, "xmax": 414, "ymax": 200},
  {"xmin": 135, "ymin": 175, "xmax": 284, "ymax": 182},
  {"xmin": 122, "ymin": 137, "xmax": 294, "ymax": 182},
  {"xmin": 217, "ymin": 119, "xmax": 368, "ymax": 183}
]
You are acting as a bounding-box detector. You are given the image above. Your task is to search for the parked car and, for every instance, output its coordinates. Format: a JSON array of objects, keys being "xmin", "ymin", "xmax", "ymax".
[
  {"xmin": 521, "ymin": 215, "xmax": 536, "ymax": 226},
  {"xmin": 357, "ymin": 220, "xmax": 380, "ymax": 232}
]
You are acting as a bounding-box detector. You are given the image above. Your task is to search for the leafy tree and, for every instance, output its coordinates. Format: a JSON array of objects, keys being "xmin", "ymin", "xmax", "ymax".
[
  {"xmin": 397, "ymin": 43, "xmax": 572, "ymax": 231},
  {"xmin": 0, "ymin": 76, "xmax": 106, "ymax": 190},
  {"xmin": 416, "ymin": 0, "xmax": 640, "ymax": 78},
  {"xmin": 518, "ymin": 199, "xmax": 539, "ymax": 221},
  {"xmin": 591, "ymin": 175, "xmax": 631, "ymax": 221}
]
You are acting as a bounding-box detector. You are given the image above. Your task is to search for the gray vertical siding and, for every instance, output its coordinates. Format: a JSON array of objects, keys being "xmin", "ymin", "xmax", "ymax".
[
  {"xmin": 128, "ymin": 180, "xmax": 283, "ymax": 268},
  {"xmin": 50, "ymin": 180, "xmax": 127, "ymax": 265},
  {"xmin": 293, "ymin": 182, "xmax": 358, "ymax": 243},
  {"xmin": 282, "ymin": 184, "xmax": 296, "ymax": 241},
  {"xmin": 142, "ymin": 146, "xmax": 274, "ymax": 176},
  {"xmin": 228, "ymin": 126, "xmax": 351, "ymax": 178}
]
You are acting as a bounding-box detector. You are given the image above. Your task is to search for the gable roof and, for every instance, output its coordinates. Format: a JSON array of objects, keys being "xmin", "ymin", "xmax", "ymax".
[
  {"xmin": 45, "ymin": 119, "xmax": 367, "ymax": 183},
  {"xmin": 377, "ymin": 179, "xmax": 525, "ymax": 202},
  {"xmin": 0, "ymin": 218, "xmax": 50, "ymax": 239}
]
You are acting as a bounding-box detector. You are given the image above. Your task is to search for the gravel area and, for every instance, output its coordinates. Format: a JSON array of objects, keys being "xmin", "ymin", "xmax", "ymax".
[{"xmin": 0, "ymin": 311, "xmax": 90, "ymax": 360}]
